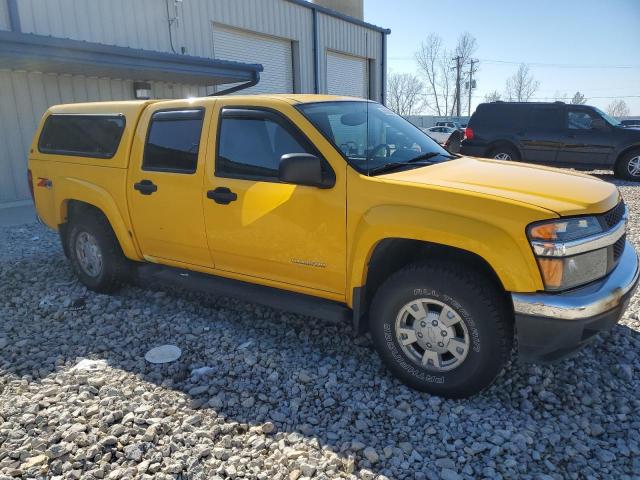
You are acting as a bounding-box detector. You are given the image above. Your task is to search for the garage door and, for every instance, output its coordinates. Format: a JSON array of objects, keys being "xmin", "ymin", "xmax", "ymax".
[
  {"xmin": 213, "ymin": 25, "xmax": 293, "ymax": 94},
  {"xmin": 326, "ymin": 51, "xmax": 368, "ymax": 99}
]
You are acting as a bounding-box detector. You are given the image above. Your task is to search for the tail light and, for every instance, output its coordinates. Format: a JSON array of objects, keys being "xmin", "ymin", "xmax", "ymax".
[
  {"xmin": 464, "ymin": 127, "xmax": 474, "ymax": 140},
  {"xmin": 27, "ymin": 169, "xmax": 35, "ymax": 201}
]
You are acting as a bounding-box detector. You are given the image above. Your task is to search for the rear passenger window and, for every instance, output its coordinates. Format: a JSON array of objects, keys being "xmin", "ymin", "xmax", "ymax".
[
  {"xmin": 143, "ymin": 109, "xmax": 204, "ymax": 174},
  {"xmin": 38, "ymin": 115, "xmax": 125, "ymax": 158},
  {"xmin": 217, "ymin": 109, "xmax": 314, "ymax": 180},
  {"xmin": 528, "ymin": 107, "xmax": 563, "ymax": 130}
]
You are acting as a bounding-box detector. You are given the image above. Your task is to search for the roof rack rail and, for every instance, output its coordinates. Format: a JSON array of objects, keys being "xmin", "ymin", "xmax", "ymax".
[{"xmin": 209, "ymin": 71, "xmax": 261, "ymax": 96}]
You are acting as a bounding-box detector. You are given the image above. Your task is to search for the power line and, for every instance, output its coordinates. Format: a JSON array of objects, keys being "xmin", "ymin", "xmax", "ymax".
[{"xmin": 387, "ymin": 56, "xmax": 640, "ymax": 69}]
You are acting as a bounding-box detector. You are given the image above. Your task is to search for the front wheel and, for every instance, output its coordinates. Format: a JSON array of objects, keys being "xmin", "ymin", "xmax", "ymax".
[
  {"xmin": 488, "ymin": 145, "xmax": 519, "ymax": 161},
  {"xmin": 614, "ymin": 150, "xmax": 640, "ymax": 181},
  {"xmin": 369, "ymin": 263, "xmax": 513, "ymax": 398}
]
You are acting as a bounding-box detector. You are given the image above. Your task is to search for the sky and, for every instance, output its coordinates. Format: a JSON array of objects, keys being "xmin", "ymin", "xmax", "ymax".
[{"xmin": 363, "ymin": 0, "xmax": 640, "ymax": 116}]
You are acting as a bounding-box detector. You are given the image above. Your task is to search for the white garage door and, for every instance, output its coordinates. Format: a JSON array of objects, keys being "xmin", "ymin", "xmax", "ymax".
[
  {"xmin": 326, "ymin": 51, "xmax": 368, "ymax": 99},
  {"xmin": 213, "ymin": 25, "xmax": 293, "ymax": 94}
]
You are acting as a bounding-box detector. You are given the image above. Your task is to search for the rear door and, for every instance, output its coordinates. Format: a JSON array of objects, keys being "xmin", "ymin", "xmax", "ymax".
[
  {"xmin": 519, "ymin": 105, "xmax": 563, "ymax": 164},
  {"xmin": 556, "ymin": 107, "xmax": 615, "ymax": 167},
  {"xmin": 127, "ymin": 99, "xmax": 214, "ymax": 267}
]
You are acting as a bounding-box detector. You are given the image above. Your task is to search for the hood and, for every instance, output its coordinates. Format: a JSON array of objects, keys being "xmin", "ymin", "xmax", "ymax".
[{"xmin": 381, "ymin": 156, "xmax": 620, "ymax": 216}]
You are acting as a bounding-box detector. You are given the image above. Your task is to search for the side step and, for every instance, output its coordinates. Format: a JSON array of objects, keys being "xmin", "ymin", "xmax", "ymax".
[{"xmin": 136, "ymin": 264, "xmax": 352, "ymax": 324}]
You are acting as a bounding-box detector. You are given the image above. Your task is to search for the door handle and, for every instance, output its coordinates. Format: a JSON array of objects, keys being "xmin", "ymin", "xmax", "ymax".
[
  {"xmin": 134, "ymin": 180, "xmax": 157, "ymax": 195},
  {"xmin": 207, "ymin": 187, "xmax": 237, "ymax": 205}
]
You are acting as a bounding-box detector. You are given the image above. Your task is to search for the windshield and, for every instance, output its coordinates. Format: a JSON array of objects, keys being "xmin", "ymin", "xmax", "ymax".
[
  {"xmin": 594, "ymin": 107, "xmax": 621, "ymax": 127},
  {"xmin": 297, "ymin": 101, "xmax": 451, "ymax": 175}
]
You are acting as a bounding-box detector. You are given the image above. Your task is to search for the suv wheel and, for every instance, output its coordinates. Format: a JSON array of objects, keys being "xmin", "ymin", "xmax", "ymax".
[
  {"xmin": 67, "ymin": 211, "xmax": 131, "ymax": 293},
  {"xmin": 615, "ymin": 150, "xmax": 640, "ymax": 181},
  {"xmin": 368, "ymin": 262, "xmax": 513, "ymax": 398},
  {"xmin": 489, "ymin": 146, "xmax": 519, "ymax": 161}
]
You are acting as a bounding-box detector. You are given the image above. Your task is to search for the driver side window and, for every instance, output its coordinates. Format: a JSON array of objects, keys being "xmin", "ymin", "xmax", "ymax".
[{"xmin": 216, "ymin": 108, "xmax": 315, "ymax": 181}]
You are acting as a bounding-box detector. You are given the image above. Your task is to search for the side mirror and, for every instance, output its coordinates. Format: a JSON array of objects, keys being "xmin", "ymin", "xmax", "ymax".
[
  {"xmin": 279, "ymin": 153, "xmax": 335, "ymax": 189},
  {"xmin": 592, "ymin": 118, "xmax": 607, "ymax": 130}
]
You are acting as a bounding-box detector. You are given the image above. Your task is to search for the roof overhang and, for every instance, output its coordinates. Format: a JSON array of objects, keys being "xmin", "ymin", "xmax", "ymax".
[{"xmin": 0, "ymin": 31, "xmax": 263, "ymax": 86}]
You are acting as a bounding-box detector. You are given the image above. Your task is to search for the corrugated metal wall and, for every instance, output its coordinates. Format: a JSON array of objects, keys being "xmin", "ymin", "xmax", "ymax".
[{"xmin": 15, "ymin": 0, "xmax": 382, "ymax": 97}]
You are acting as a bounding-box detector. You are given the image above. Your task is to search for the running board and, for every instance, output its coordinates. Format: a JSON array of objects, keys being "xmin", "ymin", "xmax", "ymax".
[{"xmin": 136, "ymin": 264, "xmax": 352, "ymax": 324}]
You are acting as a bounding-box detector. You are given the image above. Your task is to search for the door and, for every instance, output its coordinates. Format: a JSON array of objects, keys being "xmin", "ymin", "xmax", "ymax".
[
  {"xmin": 128, "ymin": 102, "xmax": 213, "ymax": 267},
  {"xmin": 203, "ymin": 103, "xmax": 347, "ymax": 294},
  {"xmin": 519, "ymin": 105, "xmax": 564, "ymax": 164},
  {"xmin": 556, "ymin": 108, "xmax": 615, "ymax": 167},
  {"xmin": 326, "ymin": 51, "xmax": 369, "ymax": 98},
  {"xmin": 213, "ymin": 24, "xmax": 294, "ymax": 94}
]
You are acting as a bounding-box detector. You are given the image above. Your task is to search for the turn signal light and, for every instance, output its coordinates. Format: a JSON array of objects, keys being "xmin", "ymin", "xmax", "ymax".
[{"xmin": 537, "ymin": 258, "xmax": 564, "ymax": 289}]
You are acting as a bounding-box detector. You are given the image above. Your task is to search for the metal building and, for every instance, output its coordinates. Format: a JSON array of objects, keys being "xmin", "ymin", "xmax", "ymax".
[{"xmin": 0, "ymin": 0, "xmax": 389, "ymax": 205}]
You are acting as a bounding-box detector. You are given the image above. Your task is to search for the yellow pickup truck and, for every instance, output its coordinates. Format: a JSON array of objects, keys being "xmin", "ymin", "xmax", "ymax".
[{"xmin": 28, "ymin": 95, "xmax": 638, "ymax": 398}]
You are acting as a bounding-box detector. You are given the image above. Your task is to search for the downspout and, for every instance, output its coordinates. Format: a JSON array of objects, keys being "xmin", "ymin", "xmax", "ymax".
[
  {"xmin": 209, "ymin": 70, "xmax": 261, "ymax": 96},
  {"xmin": 381, "ymin": 31, "xmax": 387, "ymax": 105},
  {"xmin": 7, "ymin": 0, "xmax": 20, "ymax": 32},
  {"xmin": 312, "ymin": 8, "xmax": 319, "ymax": 94}
]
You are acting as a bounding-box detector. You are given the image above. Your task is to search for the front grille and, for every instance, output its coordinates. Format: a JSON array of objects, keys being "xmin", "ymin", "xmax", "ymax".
[
  {"xmin": 602, "ymin": 201, "xmax": 626, "ymax": 229},
  {"xmin": 613, "ymin": 234, "xmax": 626, "ymax": 261}
]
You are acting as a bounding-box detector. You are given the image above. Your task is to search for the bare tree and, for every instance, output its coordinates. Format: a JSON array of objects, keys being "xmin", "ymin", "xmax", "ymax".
[
  {"xmin": 415, "ymin": 33, "xmax": 455, "ymax": 116},
  {"xmin": 415, "ymin": 32, "xmax": 478, "ymax": 116},
  {"xmin": 504, "ymin": 64, "xmax": 540, "ymax": 102},
  {"xmin": 570, "ymin": 91, "xmax": 587, "ymax": 105},
  {"xmin": 606, "ymin": 99, "xmax": 630, "ymax": 117},
  {"xmin": 484, "ymin": 90, "xmax": 501, "ymax": 102},
  {"xmin": 386, "ymin": 72, "xmax": 426, "ymax": 116}
]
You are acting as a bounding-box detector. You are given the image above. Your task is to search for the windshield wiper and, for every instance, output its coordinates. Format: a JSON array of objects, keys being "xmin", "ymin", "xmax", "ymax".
[{"xmin": 368, "ymin": 152, "xmax": 449, "ymax": 175}]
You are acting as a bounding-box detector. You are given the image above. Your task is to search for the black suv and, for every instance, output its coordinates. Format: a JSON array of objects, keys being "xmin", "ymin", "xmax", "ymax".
[{"xmin": 461, "ymin": 102, "xmax": 640, "ymax": 180}]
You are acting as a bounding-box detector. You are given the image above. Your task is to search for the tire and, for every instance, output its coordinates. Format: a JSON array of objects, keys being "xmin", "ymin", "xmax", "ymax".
[
  {"xmin": 368, "ymin": 262, "xmax": 513, "ymax": 398},
  {"xmin": 614, "ymin": 149, "xmax": 640, "ymax": 181},
  {"xmin": 488, "ymin": 145, "xmax": 519, "ymax": 161},
  {"xmin": 66, "ymin": 211, "xmax": 131, "ymax": 293}
]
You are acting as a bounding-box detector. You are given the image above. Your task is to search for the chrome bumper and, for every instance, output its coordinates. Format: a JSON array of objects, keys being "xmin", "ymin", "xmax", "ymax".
[{"xmin": 512, "ymin": 241, "xmax": 639, "ymax": 320}]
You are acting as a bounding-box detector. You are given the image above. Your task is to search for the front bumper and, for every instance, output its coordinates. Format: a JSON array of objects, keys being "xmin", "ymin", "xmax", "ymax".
[{"xmin": 511, "ymin": 241, "xmax": 639, "ymax": 362}]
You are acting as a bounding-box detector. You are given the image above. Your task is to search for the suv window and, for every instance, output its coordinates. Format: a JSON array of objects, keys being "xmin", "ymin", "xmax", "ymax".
[
  {"xmin": 472, "ymin": 104, "xmax": 524, "ymax": 130},
  {"xmin": 528, "ymin": 106, "xmax": 563, "ymax": 130},
  {"xmin": 38, "ymin": 114, "xmax": 125, "ymax": 158},
  {"xmin": 217, "ymin": 108, "xmax": 315, "ymax": 180},
  {"xmin": 567, "ymin": 109, "xmax": 597, "ymax": 130},
  {"xmin": 143, "ymin": 109, "xmax": 204, "ymax": 174}
]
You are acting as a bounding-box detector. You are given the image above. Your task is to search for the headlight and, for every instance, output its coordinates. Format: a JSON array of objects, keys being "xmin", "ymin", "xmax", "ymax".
[
  {"xmin": 528, "ymin": 216, "xmax": 603, "ymax": 242},
  {"xmin": 535, "ymin": 250, "xmax": 608, "ymax": 291},
  {"xmin": 528, "ymin": 217, "xmax": 608, "ymax": 291}
]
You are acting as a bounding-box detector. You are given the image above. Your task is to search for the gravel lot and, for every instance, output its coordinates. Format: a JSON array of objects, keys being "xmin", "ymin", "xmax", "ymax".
[{"xmin": 1, "ymin": 172, "xmax": 639, "ymax": 480}]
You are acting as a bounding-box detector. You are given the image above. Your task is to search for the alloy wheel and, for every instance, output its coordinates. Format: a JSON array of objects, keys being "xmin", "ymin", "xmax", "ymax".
[
  {"xmin": 75, "ymin": 231, "xmax": 103, "ymax": 277},
  {"xmin": 394, "ymin": 298, "xmax": 470, "ymax": 372}
]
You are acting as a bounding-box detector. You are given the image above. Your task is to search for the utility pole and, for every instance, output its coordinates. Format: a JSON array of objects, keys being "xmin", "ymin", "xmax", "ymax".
[
  {"xmin": 467, "ymin": 59, "xmax": 477, "ymax": 116},
  {"xmin": 452, "ymin": 55, "xmax": 462, "ymax": 117}
]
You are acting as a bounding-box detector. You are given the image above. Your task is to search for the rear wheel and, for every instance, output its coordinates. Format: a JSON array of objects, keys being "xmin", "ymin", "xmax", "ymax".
[
  {"xmin": 66, "ymin": 211, "xmax": 131, "ymax": 293},
  {"xmin": 488, "ymin": 145, "xmax": 519, "ymax": 161},
  {"xmin": 368, "ymin": 262, "xmax": 513, "ymax": 398},
  {"xmin": 614, "ymin": 150, "xmax": 640, "ymax": 181}
]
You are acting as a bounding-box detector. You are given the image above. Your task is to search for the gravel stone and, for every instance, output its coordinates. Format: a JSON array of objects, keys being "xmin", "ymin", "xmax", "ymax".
[{"xmin": 1, "ymin": 172, "xmax": 639, "ymax": 479}]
